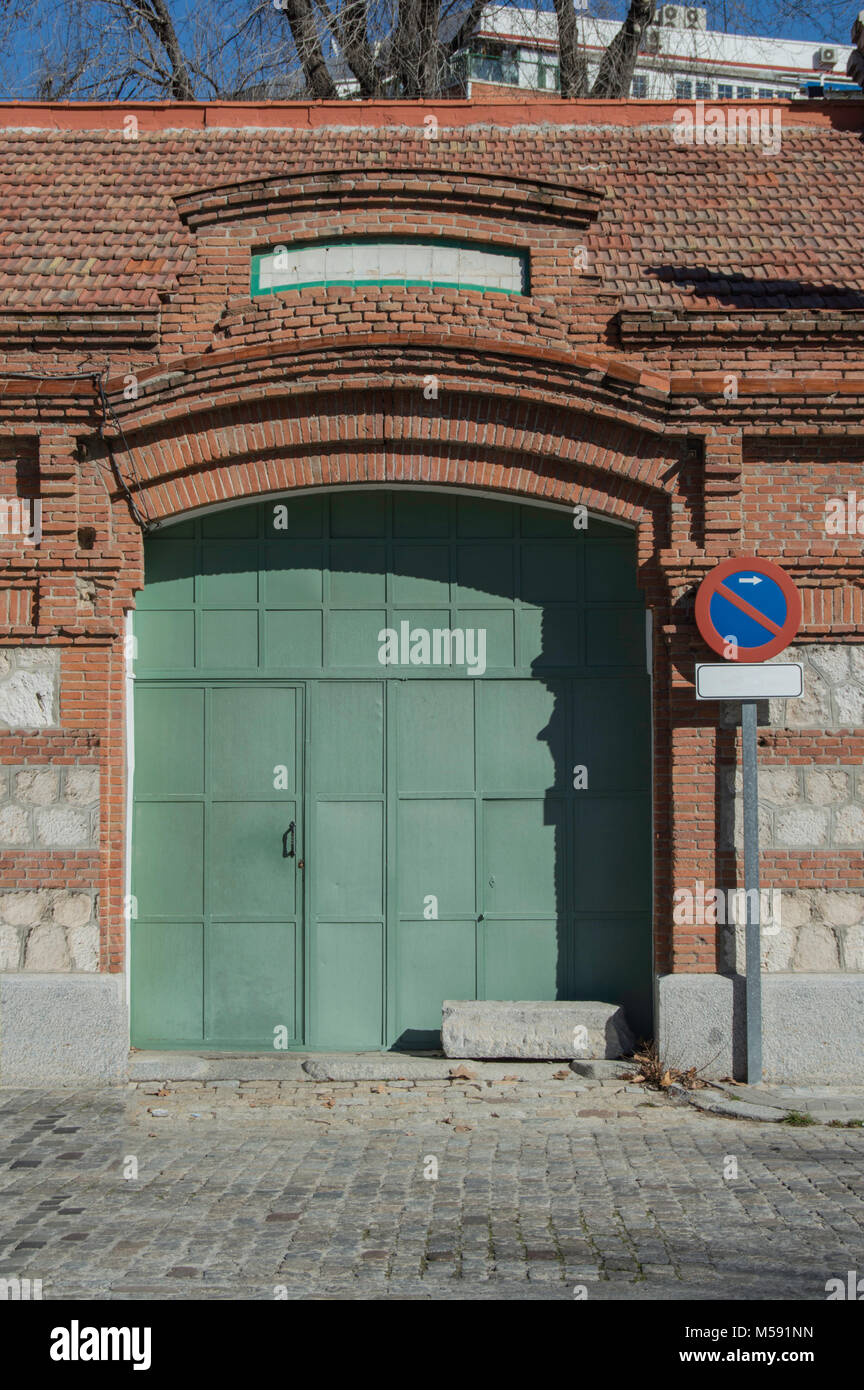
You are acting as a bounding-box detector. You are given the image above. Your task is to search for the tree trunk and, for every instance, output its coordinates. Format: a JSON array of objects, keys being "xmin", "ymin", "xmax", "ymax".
[
  {"xmin": 554, "ymin": 0, "xmax": 589, "ymax": 98},
  {"xmin": 591, "ymin": 0, "xmax": 654, "ymax": 99},
  {"xmin": 278, "ymin": 0, "xmax": 339, "ymax": 99},
  {"xmin": 141, "ymin": 0, "xmax": 196, "ymax": 101}
]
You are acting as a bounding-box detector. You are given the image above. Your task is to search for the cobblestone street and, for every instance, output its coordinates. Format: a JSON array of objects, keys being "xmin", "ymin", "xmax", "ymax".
[{"xmin": 1, "ymin": 1076, "xmax": 862, "ymax": 1301}]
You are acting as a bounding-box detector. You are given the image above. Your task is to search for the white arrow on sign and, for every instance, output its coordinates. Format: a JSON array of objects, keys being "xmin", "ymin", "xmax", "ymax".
[{"xmin": 737, "ymin": 576, "xmax": 762, "ymax": 585}]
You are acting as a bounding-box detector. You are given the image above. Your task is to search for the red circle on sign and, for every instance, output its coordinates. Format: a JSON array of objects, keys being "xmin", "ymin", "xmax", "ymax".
[{"xmin": 695, "ymin": 556, "xmax": 802, "ymax": 662}]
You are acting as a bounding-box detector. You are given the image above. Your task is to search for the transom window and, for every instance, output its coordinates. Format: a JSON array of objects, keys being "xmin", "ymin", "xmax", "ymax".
[{"xmin": 251, "ymin": 238, "xmax": 528, "ymax": 297}]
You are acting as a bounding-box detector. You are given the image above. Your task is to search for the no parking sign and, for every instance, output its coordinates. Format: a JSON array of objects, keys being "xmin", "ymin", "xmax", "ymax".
[
  {"xmin": 692, "ymin": 554, "xmax": 803, "ymax": 1085},
  {"xmin": 694, "ymin": 556, "xmax": 801, "ymax": 662}
]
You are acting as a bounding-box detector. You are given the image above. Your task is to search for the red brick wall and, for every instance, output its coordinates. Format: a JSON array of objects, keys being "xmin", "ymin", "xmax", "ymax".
[{"xmin": 1, "ymin": 102, "xmax": 863, "ymax": 988}]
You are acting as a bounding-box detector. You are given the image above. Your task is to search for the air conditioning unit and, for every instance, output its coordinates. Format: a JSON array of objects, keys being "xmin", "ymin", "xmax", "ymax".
[
  {"xmin": 817, "ymin": 45, "xmax": 838, "ymax": 67},
  {"xmin": 662, "ymin": 4, "xmax": 681, "ymax": 25},
  {"xmin": 643, "ymin": 27, "xmax": 662, "ymax": 52},
  {"xmin": 684, "ymin": 7, "xmax": 707, "ymax": 29}
]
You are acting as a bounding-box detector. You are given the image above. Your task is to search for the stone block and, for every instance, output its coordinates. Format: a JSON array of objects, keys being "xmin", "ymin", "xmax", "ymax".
[
  {"xmin": 64, "ymin": 767, "xmax": 99, "ymax": 806},
  {"xmin": 50, "ymin": 890, "xmax": 93, "ymax": 928},
  {"xmin": 775, "ymin": 807, "xmax": 829, "ymax": 848},
  {"xmin": 807, "ymin": 645, "xmax": 850, "ymax": 684},
  {"xmin": 758, "ymin": 768, "xmax": 801, "ymax": 806},
  {"xmin": 834, "ymin": 684, "xmax": 864, "ymax": 726},
  {"xmin": 14, "ymin": 767, "xmax": 60, "ymax": 805},
  {"xmin": 803, "ymin": 769, "xmax": 849, "ymax": 805},
  {"xmin": 818, "ymin": 891, "xmax": 864, "ymax": 928},
  {"xmin": 34, "ymin": 806, "xmax": 90, "ymax": 847},
  {"xmin": 441, "ymin": 1000, "xmax": 635, "ymax": 1060},
  {"xmin": 783, "ymin": 671, "xmax": 832, "ymax": 728},
  {"xmin": 24, "ymin": 924, "xmax": 71, "ymax": 971},
  {"xmin": 67, "ymin": 922, "xmax": 99, "ymax": 972},
  {"xmin": 0, "ymin": 890, "xmax": 48, "ymax": 926},
  {"xmin": 0, "ymin": 973, "xmax": 127, "ymax": 1085},
  {"xmin": 0, "ymin": 660, "xmax": 58, "ymax": 728},
  {"xmin": 834, "ymin": 805, "xmax": 864, "ymax": 847},
  {"xmin": 842, "ymin": 926, "xmax": 864, "ymax": 971},
  {"xmin": 774, "ymin": 889, "xmax": 812, "ymax": 930},
  {"xmin": 0, "ymin": 925, "xmax": 21, "ymax": 971},
  {"xmin": 0, "ymin": 805, "xmax": 31, "ymax": 845},
  {"xmin": 793, "ymin": 922, "xmax": 840, "ymax": 971}
]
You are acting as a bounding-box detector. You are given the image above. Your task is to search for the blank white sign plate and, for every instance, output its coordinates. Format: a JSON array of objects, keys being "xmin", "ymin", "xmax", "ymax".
[{"xmin": 695, "ymin": 663, "xmax": 803, "ymax": 700}]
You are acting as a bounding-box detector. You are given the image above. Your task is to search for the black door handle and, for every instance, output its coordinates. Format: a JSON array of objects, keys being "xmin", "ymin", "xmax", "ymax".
[{"xmin": 282, "ymin": 822, "xmax": 295, "ymax": 859}]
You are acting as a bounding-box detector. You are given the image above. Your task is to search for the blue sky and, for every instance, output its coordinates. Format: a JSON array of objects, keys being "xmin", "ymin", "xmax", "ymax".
[{"xmin": 0, "ymin": 0, "xmax": 854, "ymax": 102}]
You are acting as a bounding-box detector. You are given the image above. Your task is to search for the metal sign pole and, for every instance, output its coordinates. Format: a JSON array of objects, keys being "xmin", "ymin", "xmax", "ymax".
[{"xmin": 741, "ymin": 699, "xmax": 762, "ymax": 1083}]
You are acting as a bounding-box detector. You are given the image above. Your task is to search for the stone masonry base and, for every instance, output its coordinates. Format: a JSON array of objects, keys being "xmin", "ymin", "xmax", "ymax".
[
  {"xmin": 657, "ymin": 972, "xmax": 864, "ymax": 1083},
  {"xmin": 0, "ymin": 973, "xmax": 127, "ymax": 1086},
  {"xmin": 1, "ymin": 971, "xmax": 862, "ymax": 1086}
]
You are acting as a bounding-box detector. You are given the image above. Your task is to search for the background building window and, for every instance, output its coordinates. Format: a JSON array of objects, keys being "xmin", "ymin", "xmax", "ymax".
[
  {"xmin": 676, "ymin": 79, "xmax": 693, "ymax": 99},
  {"xmin": 695, "ymin": 80, "xmax": 712, "ymax": 98},
  {"xmin": 758, "ymin": 87, "xmax": 774, "ymax": 99},
  {"xmin": 631, "ymin": 74, "xmax": 648, "ymax": 97},
  {"xmin": 717, "ymin": 83, "xmax": 734, "ymax": 98},
  {"xmin": 737, "ymin": 85, "xmax": 754, "ymax": 99},
  {"xmin": 468, "ymin": 46, "xmax": 519, "ymax": 86}
]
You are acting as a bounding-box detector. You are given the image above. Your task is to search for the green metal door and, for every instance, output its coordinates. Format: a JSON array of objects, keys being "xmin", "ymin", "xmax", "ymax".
[
  {"xmin": 132, "ymin": 683, "xmax": 304, "ymax": 1048},
  {"xmin": 132, "ymin": 491, "xmax": 652, "ymax": 1050}
]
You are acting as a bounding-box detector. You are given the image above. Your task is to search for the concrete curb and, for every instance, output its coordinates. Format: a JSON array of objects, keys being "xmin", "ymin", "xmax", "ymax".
[{"xmin": 127, "ymin": 1052, "xmax": 591, "ymax": 1084}]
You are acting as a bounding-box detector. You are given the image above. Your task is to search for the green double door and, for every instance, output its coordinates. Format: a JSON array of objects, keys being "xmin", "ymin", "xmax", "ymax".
[{"xmin": 131, "ymin": 491, "xmax": 652, "ymax": 1050}]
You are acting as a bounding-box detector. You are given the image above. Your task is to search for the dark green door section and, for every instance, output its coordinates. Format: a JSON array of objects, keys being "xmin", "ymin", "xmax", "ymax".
[{"xmin": 132, "ymin": 491, "xmax": 652, "ymax": 1050}]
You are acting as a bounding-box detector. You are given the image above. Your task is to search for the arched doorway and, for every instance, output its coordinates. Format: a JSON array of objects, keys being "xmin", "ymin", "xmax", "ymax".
[{"xmin": 131, "ymin": 488, "xmax": 652, "ymax": 1050}]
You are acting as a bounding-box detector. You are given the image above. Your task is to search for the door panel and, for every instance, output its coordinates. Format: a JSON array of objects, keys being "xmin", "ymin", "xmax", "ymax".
[
  {"xmin": 394, "ymin": 921, "xmax": 477, "ymax": 1047},
  {"xmin": 397, "ymin": 799, "xmax": 476, "ymax": 918},
  {"xmin": 397, "ymin": 681, "xmax": 474, "ymax": 793},
  {"xmin": 133, "ymin": 802, "xmax": 204, "ymax": 919},
  {"xmin": 314, "ymin": 682, "xmax": 383, "ymax": 795},
  {"xmin": 312, "ymin": 921, "xmax": 383, "ymax": 1048},
  {"xmin": 134, "ymin": 685, "xmax": 204, "ymax": 796},
  {"xmin": 131, "ymin": 922, "xmax": 203, "ymax": 1043},
  {"xmin": 315, "ymin": 801, "xmax": 383, "ymax": 918},
  {"xmin": 207, "ymin": 921, "xmax": 296, "ymax": 1042},
  {"xmin": 481, "ymin": 919, "xmax": 560, "ymax": 1000},
  {"xmin": 210, "ymin": 802, "xmax": 298, "ymax": 918},
  {"xmin": 482, "ymin": 799, "xmax": 563, "ymax": 917},
  {"xmin": 477, "ymin": 680, "xmax": 559, "ymax": 794},
  {"xmin": 210, "ymin": 686, "xmax": 297, "ymax": 798}
]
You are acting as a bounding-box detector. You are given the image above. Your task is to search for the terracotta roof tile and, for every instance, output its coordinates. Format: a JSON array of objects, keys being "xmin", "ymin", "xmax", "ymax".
[{"xmin": 0, "ymin": 121, "xmax": 861, "ymax": 313}]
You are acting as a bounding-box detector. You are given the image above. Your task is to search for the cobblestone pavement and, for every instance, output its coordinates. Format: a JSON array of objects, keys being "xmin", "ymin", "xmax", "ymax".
[{"xmin": 1, "ymin": 1077, "xmax": 862, "ymax": 1301}]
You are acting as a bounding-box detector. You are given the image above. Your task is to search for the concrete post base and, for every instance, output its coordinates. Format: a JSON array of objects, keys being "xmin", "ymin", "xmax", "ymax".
[{"xmin": 657, "ymin": 972, "xmax": 864, "ymax": 1083}]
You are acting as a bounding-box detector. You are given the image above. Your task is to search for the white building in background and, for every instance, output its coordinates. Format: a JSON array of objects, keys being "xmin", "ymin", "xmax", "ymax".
[{"xmin": 457, "ymin": 4, "xmax": 858, "ymax": 99}]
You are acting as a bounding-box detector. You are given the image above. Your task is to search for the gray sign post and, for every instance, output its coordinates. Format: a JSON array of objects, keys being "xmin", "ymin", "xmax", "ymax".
[
  {"xmin": 695, "ymin": 662, "xmax": 804, "ymax": 1084},
  {"xmin": 741, "ymin": 698, "xmax": 762, "ymax": 1082}
]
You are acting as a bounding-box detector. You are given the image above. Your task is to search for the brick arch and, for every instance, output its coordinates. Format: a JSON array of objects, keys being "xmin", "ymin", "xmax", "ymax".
[
  {"xmin": 109, "ymin": 386, "xmax": 680, "ymax": 612},
  {"xmin": 101, "ymin": 394, "xmax": 678, "ymax": 981}
]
